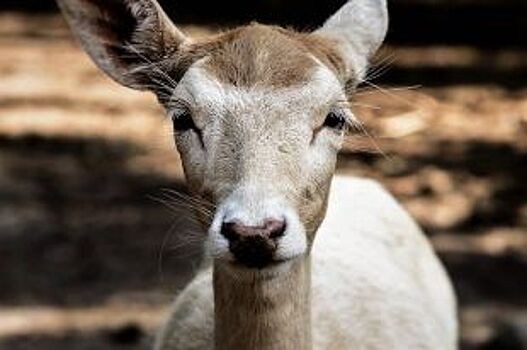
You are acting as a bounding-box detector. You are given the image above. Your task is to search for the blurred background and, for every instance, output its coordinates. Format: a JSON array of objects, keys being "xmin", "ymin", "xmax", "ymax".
[{"xmin": 1, "ymin": 0, "xmax": 526, "ymax": 349}]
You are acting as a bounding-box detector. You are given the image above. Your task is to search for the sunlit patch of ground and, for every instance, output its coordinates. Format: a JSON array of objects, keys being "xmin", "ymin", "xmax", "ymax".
[{"xmin": 0, "ymin": 13, "xmax": 526, "ymax": 350}]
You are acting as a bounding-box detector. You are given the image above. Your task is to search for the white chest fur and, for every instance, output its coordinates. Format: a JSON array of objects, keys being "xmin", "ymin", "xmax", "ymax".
[{"xmin": 155, "ymin": 176, "xmax": 457, "ymax": 350}]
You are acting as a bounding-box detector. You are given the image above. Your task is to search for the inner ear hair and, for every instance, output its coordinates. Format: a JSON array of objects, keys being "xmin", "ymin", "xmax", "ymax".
[{"xmin": 57, "ymin": 0, "xmax": 189, "ymax": 92}]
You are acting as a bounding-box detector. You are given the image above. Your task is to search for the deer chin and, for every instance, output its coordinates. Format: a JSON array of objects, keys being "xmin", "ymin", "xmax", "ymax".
[{"xmin": 214, "ymin": 255, "xmax": 301, "ymax": 280}]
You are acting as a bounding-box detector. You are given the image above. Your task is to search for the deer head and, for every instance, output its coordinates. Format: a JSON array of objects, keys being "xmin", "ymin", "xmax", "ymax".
[{"xmin": 57, "ymin": 0, "xmax": 388, "ymax": 271}]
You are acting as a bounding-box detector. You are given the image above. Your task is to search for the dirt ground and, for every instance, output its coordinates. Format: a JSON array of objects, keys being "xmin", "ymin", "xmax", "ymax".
[{"xmin": 1, "ymin": 13, "xmax": 527, "ymax": 350}]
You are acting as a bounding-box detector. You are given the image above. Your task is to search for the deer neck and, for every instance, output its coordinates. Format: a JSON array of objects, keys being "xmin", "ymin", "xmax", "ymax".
[{"xmin": 213, "ymin": 256, "xmax": 312, "ymax": 350}]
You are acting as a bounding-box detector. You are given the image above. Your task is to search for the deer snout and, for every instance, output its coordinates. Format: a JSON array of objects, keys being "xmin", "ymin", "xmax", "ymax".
[
  {"xmin": 221, "ymin": 219, "xmax": 286, "ymax": 240},
  {"xmin": 220, "ymin": 219, "xmax": 286, "ymax": 268}
]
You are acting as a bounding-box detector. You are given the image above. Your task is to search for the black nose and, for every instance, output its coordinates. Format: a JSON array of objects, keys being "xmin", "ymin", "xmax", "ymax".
[{"xmin": 220, "ymin": 219, "xmax": 286, "ymax": 268}]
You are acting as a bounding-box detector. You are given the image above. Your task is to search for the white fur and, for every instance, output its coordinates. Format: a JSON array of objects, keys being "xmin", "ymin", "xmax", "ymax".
[
  {"xmin": 155, "ymin": 176, "xmax": 458, "ymax": 350},
  {"xmin": 172, "ymin": 63, "xmax": 345, "ymax": 264},
  {"xmin": 172, "ymin": 59, "xmax": 345, "ymax": 118},
  {"xmin": 317, "ymin": 0, "xmax": 389, "ymax": 79},
  {"xmin": 207, "ymin": 189, "xmax": 308, "ymax": 263}
]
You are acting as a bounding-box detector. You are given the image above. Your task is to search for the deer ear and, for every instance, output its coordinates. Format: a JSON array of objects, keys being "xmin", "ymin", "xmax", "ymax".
[
  {"xmin": 57, "ymin": 0, "xmax": 189, "ymax": 90},
  {"xmin": 316, "ymin": 0, "xmax": 388, "ymax": 82}
]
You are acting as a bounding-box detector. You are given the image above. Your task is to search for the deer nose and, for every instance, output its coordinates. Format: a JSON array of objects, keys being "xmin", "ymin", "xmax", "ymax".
[
  {"xmin": 221, "ymin": 219, "xmax": 286, "ymax": 241},
  {"xmin": 220, "ymin": 219, "xmax": 286, "ymax": 268}
]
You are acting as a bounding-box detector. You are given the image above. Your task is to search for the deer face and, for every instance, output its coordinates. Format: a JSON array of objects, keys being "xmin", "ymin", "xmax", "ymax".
[
  {"xmin": 57, "ymin": 0, "xmax": 387, "ymax": 271},
  {"xmin": 174, "ymin": 51, "xmax": 346, "ymax": 267}
]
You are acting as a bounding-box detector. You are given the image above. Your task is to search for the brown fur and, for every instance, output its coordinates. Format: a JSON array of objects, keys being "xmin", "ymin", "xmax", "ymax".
[
  {"xmin": 203, "ymin": 24, "xmax": 318, "ymax": 88},
  {"xmin": 167, "ymin": 24, "xmax": 347, "ymax": 90}
]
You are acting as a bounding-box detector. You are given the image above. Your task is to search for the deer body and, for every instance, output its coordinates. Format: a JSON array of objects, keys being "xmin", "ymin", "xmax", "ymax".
[
  {"xmin": 57, "ymin": 0, "xmax": 458, "ymax": 348},
  {"xmin": 156, "ymin": 176, "xmax": 457, "ymax": 350}
]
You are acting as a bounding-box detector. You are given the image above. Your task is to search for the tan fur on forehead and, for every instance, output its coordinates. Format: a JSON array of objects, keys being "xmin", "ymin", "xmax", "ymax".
[
  {"xmin": 172, "ymin": 23, "xmax": 347, "ymax": 89},
  {"xmin": 204, "ymin": 24, "xmax": 344, "ymax": 88}
]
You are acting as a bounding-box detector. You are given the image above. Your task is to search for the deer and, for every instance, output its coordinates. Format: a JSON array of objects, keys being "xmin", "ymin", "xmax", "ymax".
[{"xmin": 57, "ymin": 0, "xmax": 458, "ymax": 349}]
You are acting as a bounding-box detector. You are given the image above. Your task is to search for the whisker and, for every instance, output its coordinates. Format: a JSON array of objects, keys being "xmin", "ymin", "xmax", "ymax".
[
  {"xmin": 149, "ymin": 193, "xmax": 213, "ymax": 221},
  {"xmin": 157, "ymin": 217, "xmax": 182, "ymax": 283},
  {"xmin": 124, "ymin": 42, "xmax": 179, "ymax": 89},
  {"xmin": 349, "ymin": 102, "xmax": 382, "ymax": 110},
  {"xmin": 364, "ymin": 53, "xmax": 397, "ymax": 82},
  {"xmin": 360, "ymin": 81, "xmax": 421, "ymax": 109},
  {"xmin": 346, "ymin": 114, "xmax": 389, "ymax": 160},
  {"xmin": 354, "ymin": 84, "xmax": 422, "ymax": 97},
  {"xmin": 160, "ymin": 188, "xmax": 216, "ymax": 211}
]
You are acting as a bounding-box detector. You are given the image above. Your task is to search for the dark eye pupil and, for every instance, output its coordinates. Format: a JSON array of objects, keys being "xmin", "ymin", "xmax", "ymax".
[
  {"xmin": 323, "ymin": 112, "xmax": 346, "ymax": 130},
  {"xmin": 172, "ymin": 112, "xmax": 196, "ymax": 132}
]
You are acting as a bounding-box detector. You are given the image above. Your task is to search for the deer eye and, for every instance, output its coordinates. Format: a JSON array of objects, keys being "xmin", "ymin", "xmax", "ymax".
[
  {"xmin": 323, "ymin": 110, "xmax": 347, "ymax": 130},
  {"xmin": 172, "ymin": 110, "xmax": 197, "ymax": 132}
]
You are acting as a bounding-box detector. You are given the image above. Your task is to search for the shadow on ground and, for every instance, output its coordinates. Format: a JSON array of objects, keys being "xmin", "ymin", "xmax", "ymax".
[
  {"xmin": 0, "ymin": 134, "xmax": 204, "ymax": 307},
  {"xmin": 0, "ymin": 325, "xmax": 151, "ymax": 350}
]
